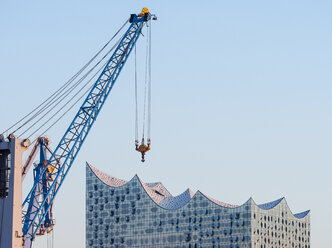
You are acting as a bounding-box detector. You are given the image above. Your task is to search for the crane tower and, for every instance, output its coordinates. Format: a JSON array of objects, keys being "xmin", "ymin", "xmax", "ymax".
[{"xmin": 0, "ymin": 135, "xmax": 29, "ymax": 247}]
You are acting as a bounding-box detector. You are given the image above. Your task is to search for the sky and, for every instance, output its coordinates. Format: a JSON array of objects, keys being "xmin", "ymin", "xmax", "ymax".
[{"xmin": 1, "ymin": 0, "xmax": 331, "ymax": 247}]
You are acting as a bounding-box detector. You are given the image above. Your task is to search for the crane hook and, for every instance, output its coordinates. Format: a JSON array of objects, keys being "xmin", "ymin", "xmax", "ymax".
[{"xmin": 135, "ymin": 138, "xmax": 150, "ymax": 162}]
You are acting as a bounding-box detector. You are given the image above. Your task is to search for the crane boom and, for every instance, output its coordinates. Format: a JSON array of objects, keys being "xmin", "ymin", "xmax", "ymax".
[{"xmin": 22, "ymin": 12, "xmax": 152, "ymax": 245}]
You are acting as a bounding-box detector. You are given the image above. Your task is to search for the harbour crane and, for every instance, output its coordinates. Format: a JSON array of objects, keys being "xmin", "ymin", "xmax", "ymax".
[{"xmin": 0, "ymin": 8, "xmax": 156, "ymax": 248}]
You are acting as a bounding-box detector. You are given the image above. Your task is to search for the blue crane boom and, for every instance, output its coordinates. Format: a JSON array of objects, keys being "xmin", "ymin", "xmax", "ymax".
[{"xmin": 21, "ymin": 10, "xmax": 153, "ymax": 246}]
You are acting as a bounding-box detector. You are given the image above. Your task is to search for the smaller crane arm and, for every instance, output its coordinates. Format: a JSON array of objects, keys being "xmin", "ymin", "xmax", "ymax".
[{"xmin": 22, "ymin": 138, "xmax": 41, "ymax": 181}]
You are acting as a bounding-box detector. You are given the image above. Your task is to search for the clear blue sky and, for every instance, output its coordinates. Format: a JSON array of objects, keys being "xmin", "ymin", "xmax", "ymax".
[{"xmin": 1, "ymin": 1, "xmax": 331, "ymax": 247}]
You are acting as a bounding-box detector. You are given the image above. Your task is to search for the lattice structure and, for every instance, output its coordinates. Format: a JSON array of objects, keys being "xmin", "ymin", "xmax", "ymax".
[{"xmin": 22, "ymin": 13, "xmax": 150, "ymax": 243}]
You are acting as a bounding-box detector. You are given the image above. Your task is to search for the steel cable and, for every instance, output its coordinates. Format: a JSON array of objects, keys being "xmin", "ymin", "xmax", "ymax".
[
  {"xmin": 28, "ymin": 63, "xmax": 103, "ymax": 142},
  {"xmin": 26, "ymin": 36, "xmax": 123, "ymax": 140},
  {"xmin": 2, "ymin": 19, "xmax": 128, "ymax": 136},
  {"xmin": 134, "ymin": 45, "xmax": 139, "ymax": 143},
  {"xmin": 142, "ymin": 23, "xmax": 150, "ymax": 140},
  {"xmin": 147, "ymin": 20, "xmax": 152, "ymax": 141},
  {"xmin": 19, "ymin": 53, "xmax": 107, "ymax": 138}
]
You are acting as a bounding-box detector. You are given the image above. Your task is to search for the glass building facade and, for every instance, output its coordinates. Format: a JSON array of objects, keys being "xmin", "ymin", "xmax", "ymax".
[{"xmin": 86, "ymin": 163, "xmax": 310, "ymax": 248}]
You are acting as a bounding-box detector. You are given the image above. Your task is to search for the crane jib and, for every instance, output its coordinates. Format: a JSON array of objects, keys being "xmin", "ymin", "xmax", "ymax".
[{"xmin": 22, "ymin": 13, "xmax": 151, "ymax": 243}]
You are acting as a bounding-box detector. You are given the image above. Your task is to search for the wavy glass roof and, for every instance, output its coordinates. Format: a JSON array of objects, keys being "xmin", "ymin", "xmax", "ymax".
[
  {"xmin": 258, "ymin": 198, "xmax": 284, "ymax": 210},
  {"xmin": 87, "ymin": 163, "xmax": 310, "ymax": 218},
  {"xmin": 294, "ymin": 210, "xmax": 311, "ymax": 218}
]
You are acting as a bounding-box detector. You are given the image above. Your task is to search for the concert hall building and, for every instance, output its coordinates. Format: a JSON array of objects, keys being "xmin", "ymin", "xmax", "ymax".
[{"xmin": 86, "ymin": 163, "xmax": 310, "ymax": 248}]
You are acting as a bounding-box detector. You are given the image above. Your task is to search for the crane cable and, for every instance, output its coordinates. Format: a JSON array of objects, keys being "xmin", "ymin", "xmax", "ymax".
[
  {"xmin": 47, "ymin": 232, "xmax": 50, "ymax": 248},
  {"xmin": 1, "ymin": 19, "xmax": 128, "ymax": 137},
  {"xmin": 21, "ymin": 35, "xmax": 123, "ymax": 139},
  {"xmin": 134, "ymin": 20, "xmax": 152, "ymax": 146},
  {"xmin": 20, "ymin": 21, "xmax": 127, "ymax": 137},
  {"xmin": 142, "ymin": 22, "xmax": 149, "ymax": 141},
  {"xmin": 29, "ymin": 58, "xmax": 108, "ymax": 144},
  {"xmin": 147, "ymin": 20, "xmax": 152, "ymax": 142},
  {"xmin": 145, "ymin": 20, "xmax": 152, "ymax": 144},
  {"xmin": 46, "ymin": 228, "xmax": 54, "ymax": 248},
  {"xmin": 27, "ymin": 34, "xmax": 124, "ymax": 143},
  {"xmin": 52, "ymin": 228, "xmax": 54, "ymax": 248},
  {"xmin": 134, "ymin": 45, "xmax": 139, "ymax": 145}
]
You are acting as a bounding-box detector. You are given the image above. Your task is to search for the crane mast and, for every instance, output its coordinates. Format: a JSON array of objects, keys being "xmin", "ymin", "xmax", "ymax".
[{"xmin": 0, "ymin": 9, "xmax": 154, "ymax": 248}]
